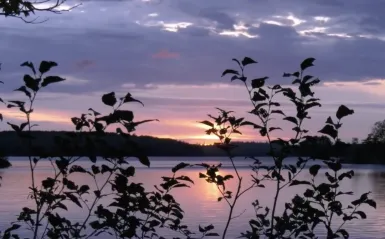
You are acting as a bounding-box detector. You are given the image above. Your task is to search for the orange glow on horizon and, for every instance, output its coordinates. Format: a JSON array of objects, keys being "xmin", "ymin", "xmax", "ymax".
[{"xmin": 2, "ymin": 109, "xmax": 72, "ymax": 124}]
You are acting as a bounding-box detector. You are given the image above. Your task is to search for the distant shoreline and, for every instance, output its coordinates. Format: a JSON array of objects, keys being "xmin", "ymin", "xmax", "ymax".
[{"xmin": 0, "ymin": 131, "xmax": 383, "ymax": 164}]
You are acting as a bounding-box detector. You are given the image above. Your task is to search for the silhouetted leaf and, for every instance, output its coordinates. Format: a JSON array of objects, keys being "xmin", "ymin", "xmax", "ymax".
[
  {"xmin": 271, "ymin": 110, "xmax": 285, "ymax": 116},
  {"xmin": 283, "ymin": 117, "xmax": 298, "ymax": 125},
  {"xmin": 89, "ymin": 155, "xmax": 97, "ymax": 163},
  {"xmin": 251, "ymin": 77, "xmax": 268, "ymax": 89},
  {"xmin": 221, "ymin": 69, "xmax": 239, "ymax": 77},
  {"xmin": 240, "ymin": 121, "xmax": 262, "ymax": 129},
  {"xmin": 336, "ymin": 105, "xmax": 354, "ymax": 120},
  {"xmin": 23, "ymin": 74, "xmax": 38, "ymax": 92},
  {"xmin": 242, "ymin": 57, "xmax": 257, "ymax": 66},
  {"xmin": 252, "ymin": 92, "xmax": 265, "ymax": 102},
  {"xmin": 121, "ymin": 92, "xmax": 144, "ymax": 106},
  {"xmin": 300, "ymin": 58, "xmax": 315, "ymax": 71},
  {"xmin": 309, "ymin": 165, "xmax": 321, "ymax": 176},
  {"xmin": 39, "ymin": 61, "xmax": 58, "ymax": 74},
  {"xmin": 21, "ymin": 61, "xmax": 36, "ymax": 75},
  {"xmin": 7, "ymin": 122, "xmax": 20, "ymax": 132},
  {"xmin": 14, "ymin": 86, "xmax": 31, "ymax": 98},
  {"xmin": 137, "ymin": 155, "xmax": 150, "ymax": 167},
  {"xmin": 172, "ymin": 162, "xmax": 190, "ymax": 173},
  {"xmin": 69, "ymin": 165, "xmax": 87, "ymax": 174},
  {"xmin": 289, "ymin": 180, "xmax": 311, "ymax": 186},
  {"xmin": 41, "ymin": 76, "xmax": 65, "ymax": 87},
  {"xmin": 326, "ymin": 116, "xmax": 334, "ymax": 125},
  {"xmin": 115, "ymin": 110, "xmax": 134, "ymax": 122},
  {"xmin": 269, "ymin": 127, "xmax": 282, "ymax": 132},
  {"xmin": 354, "ymin": 211, "xmax": 366, "ymax": 219},
  {"xmin": 365, "ymin": 199, "xmax": 377, "ymax": 209},
  {"xmin": 102, "ymin": 92, "xmax": 117, "ymax": 106},
  {"xmin": 66, "ymin": 193, "xmax": 82, "ymax": 208},
  {"xmin": 325, "ymin": 161, "xmax": 342, "ymax": 172},
  {"xmin": 206, "ymin": 232, "xmax": 220, "ymax": 236},
  {"xmin": 200, "ymin": 120, "xmax": 214, "ymax": 127},
  {"xmin": 232, "ymin": 58, "xmax": 241, "ymax": 67},
  {"xmin": 318, "ymin": 125, "xmax": 337, "ymax": 139},
  {"xmin": 337, "ymin": 229, "xmax": 349, "ymax": 239}
]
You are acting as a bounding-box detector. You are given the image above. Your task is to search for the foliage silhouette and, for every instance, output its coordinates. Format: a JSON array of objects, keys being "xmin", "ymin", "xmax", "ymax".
[
  {"xmin": 196, "ymin": 57, "xmax": 376, "ymax": 239},
  {"xmin": 0, "ymin": 58, "xmax": 377, "ymax": 239},
  {"xmin": 0, "ymin": 61, "xmax": 218, "ymax": 239}
]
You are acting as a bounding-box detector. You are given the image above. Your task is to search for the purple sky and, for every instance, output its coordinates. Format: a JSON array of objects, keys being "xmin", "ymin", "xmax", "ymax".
[{"xmin": 1, "ymin": 0, "xmax": 385, "ymax": 143}]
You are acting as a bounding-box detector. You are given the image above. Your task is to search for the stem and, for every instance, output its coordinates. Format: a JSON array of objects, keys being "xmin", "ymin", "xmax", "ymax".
[
  {"xmin": 221, "ymin": 157, "xmax": 242, "ymax": 239},
  {"xmin": 76, "ymin": 163, "xmax": 117, "ymax": 238},
  {"xmin": 25, "ymin": 92, "xmax": 41, "ymax": 239}
]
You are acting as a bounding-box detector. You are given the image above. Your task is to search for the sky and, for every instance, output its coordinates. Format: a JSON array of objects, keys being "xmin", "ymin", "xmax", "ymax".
[{"xmin": 1, "ymin": 0, "xmax": 385, "ymax": 144}]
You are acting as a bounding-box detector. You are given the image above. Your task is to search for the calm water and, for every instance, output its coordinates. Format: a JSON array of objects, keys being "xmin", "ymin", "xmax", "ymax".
[{"xmin": 1, "ymin": 157, "xmax": 385, "ymax": 238}]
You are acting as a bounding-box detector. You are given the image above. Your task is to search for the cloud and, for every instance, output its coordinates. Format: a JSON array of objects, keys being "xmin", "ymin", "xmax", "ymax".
[
  {"xmin": 74, "ymin": 59, "xmax": 95, "ymax": 70},
  {"xmin": 152, "ymin": 49, "xmax": 180, "ymax": 59},
  {"xmin": 0, "ymin": 0, "xmax": 385, "ymax": 141}
]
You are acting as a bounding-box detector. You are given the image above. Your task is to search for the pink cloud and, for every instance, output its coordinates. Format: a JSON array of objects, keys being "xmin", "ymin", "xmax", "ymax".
[{"xmin": 151, "ymin": 49, "xmax": 180, "ymax": 59}]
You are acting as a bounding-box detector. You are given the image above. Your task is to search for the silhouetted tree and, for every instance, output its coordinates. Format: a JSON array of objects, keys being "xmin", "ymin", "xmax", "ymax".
[
  {"xmin": 0, "ymin": 0, "xmax": 78, "ymax": 23},
  {"xmin": 365, "ymin": 120, "xmax": 385, "ymax": 143}
]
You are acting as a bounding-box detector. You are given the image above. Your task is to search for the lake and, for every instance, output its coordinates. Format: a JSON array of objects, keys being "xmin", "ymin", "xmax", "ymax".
[{"xmin": 0, "ymin": 157, "xmax": 384, "ymax": 238}]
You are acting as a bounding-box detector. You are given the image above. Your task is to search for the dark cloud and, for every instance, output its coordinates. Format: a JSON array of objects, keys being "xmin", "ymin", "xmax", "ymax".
[{"xmin": 1, "ymin": 0, "xmax": 385, "ymax": 94}]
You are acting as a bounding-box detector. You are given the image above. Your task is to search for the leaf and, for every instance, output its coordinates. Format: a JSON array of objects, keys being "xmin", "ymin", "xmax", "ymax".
[
  {"xmin": 14, "ymin": 86, "xmax": 31, "ymax": 98},
  {"xmin": 7, "ymin": 122, "xmax": 20, "ymax": 132},
  {"xmin": 172, "ymin": 162, "xmax": 190, "ymax": 173},
  {"xmin": 114, "ymin": 110, "xmax": 134, "ymax": 122},
  {"xmin": 271, "ymin": 110, "xmax": 285, "ymax": 116},
  {"xmin": 66, "ymin": 193, "xmax": 82, "ymax": 208},
  {"xmin": 232, "ymin": 58, "xmax": 241, "ymax": 67},
  {"xmin": 101, "ymin": 92, "xmax": 117, "ymax": 106},
  {"xmin": 89, "ymin": 155, "xmax": 97, "ymax": 163},
  {"xmin": 309, "ymin": 164, "xmax": 321, "ymax": 177},
  {"xmin": 206, "ymin": 232, "xmax": 220, "ymax": 236},
  {"xmin": 300, "ymin": 58, "xmax": 315, "ymax": 71},
  {"xmin": 88, "ymin": 108, "xmax": 101, "ymax": 116},
  {"xmin": 240, "ymin": 121, "xmax": 262, "ymax": 129},
  {"xmin": 21, "ymin": 61, "xmax": 36, "ymax": 75},
  {"xmin": 336, "ymin": 105, "xmax": 354, "ymax": 120},
  {"xmin": 41, "ymin": 76, "xmax": 66, "ymax": 87},
  {"xmin": 200, "ymin": 120, "xmax": 214, "ymax": 127},
  {"xmin": 137, "ymin": 155, "xmax": 150, "ymax": 167},
  {"xmin": 69, "ymin": 165, "xmax": 87, "ymax": 174},
  {"xmin": 242, "ymin": 57, "xmax": 257, "ymax": 66},
  {"xmin": 23, "ymin": 74, "xmax": 38, "ymax": 92},
  {"xmin": 39, "ymin": 61, "xmax": 58, "ymax": 74},
  {"xmin": 251, "ymin": 92, "xmax": 266, "ymax": 102},
  {"xmin": 337, "ymin": 229, "xmax": 349, "ymax": 239},
  {"xmin": 289, "ymin": 180, "xmax": 311, "ymax": 186},
  {"xmin": 269, "ymin": 127, "xmax": 282, "ymax": 132},
  {"xmin": 326, "ymin": 116, "xmax": 334, "ymax": 125},
  {"xmin": 221, "ymin": 69, "xmax": 239, "ymax": 77},
  {"xmin": 283, "ymin": 116, "xmax": 298, "ymax": 125},
  {"xmin": 251, "ymin": 77, "xmax": 268, "ymax": 89},
  {"xmin": 121, "ymin": 92, "xmax": 144, "ymax": 106},
  {"xmin": 318, "ymin": 125, "xmax": 337, "ymax": 139},
  {"xmin": 354, "ymin": 211, "xmax": 367, "ymax": 219},
  {"xmin": 78, "ymin": 185, "xmax": 90, "ymax": 194},
  {"xmin": 325, "ymin": 161, "xmax": 342, "ymax": 172},
  {"xmin": 365, "ymin": 199, "xmax": 377, "ymax": 209}
]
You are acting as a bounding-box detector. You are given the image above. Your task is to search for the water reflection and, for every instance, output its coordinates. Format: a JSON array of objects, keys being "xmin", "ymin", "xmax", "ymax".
[{"xmin": 0, "ymin": 158, "xmax": 384, "ymax": 238}]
